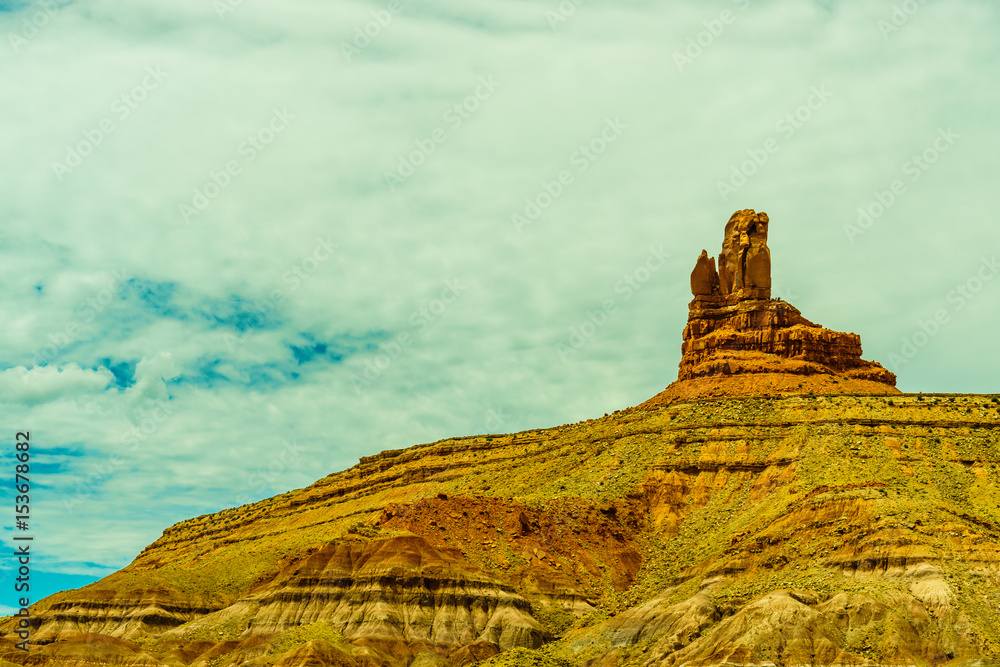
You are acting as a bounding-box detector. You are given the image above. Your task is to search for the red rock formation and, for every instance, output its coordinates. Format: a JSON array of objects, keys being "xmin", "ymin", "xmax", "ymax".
[
  {"xmin": 714, "ymin": 209, "xmax": 771, "ymax": 300},
  {"xmin": 650, "ymin": 210, "xmax": 896, "ymax": 406}
]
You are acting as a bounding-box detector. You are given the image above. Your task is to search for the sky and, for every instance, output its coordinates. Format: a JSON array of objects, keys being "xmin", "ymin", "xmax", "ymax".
[{"xmin": 0, "ymin": 0, "xmax": 998, "ymax": 607}]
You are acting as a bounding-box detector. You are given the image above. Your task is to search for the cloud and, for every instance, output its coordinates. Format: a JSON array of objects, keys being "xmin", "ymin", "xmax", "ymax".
[
  {"xmin": 128, "ymin": 352, "xmax": 178, "ymax": 400},
  {"xmin": 0, "ymin": 364, "xmax": 113, "ymax": 405}
]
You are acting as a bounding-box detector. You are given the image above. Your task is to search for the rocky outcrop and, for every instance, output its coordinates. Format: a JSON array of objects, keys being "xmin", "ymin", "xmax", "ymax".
[{"xmin": 650, "ymin": 209, "xmax": 897, "ymax": 405}]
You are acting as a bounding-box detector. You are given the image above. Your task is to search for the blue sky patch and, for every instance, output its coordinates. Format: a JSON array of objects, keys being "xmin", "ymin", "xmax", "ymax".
[
  {"xmin": 288, "ymin": 331, "xmax": 390, "ymax": 366},
  {"xmin": 173, "ymin": 330, "xmax": 383, "ymax": 388},
  {"xmin": 123, "ymin": 278, "xmax": 283, "ymax": 334},
  {"xmin": 37, "ymin": 446, "xmax": 88, "ymax": 458},
  {"xmin": 100, "ymin": 358, "xmax": 137, "ymax": 389},
  {"xmin": 127, "ymin": 279, "xmax": 183, "ymax": 320},
  {"xmin": 200, "ymin": 295, "xmax": 282, "ymax": 333}
]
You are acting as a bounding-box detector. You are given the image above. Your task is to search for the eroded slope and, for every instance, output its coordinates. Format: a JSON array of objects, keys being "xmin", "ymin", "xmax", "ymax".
[{"xmin": 2, "ymin": 394, "xmax": 999, "ymax": 666}]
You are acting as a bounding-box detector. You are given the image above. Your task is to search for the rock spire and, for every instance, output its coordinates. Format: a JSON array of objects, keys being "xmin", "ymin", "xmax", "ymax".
[{"xmin": 646, "ymin": 209, "xmax": 897, "ymax": 405}]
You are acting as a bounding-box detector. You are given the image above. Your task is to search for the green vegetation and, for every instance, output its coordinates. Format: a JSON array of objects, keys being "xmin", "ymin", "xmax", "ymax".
[
  {"xmin": 206, "ymin": 621, "xmax": 349, "ymax": 667},
  {"xmin": 477, "ymin": 647, "xmax": 574, "ymax": 666},
  {"xmin": 531, "ymin": 605, "xmax": 577, "ymax": 637},
  {"xmin": 266, "ymin": 622, "xmax": 348, "ymax": 657}
]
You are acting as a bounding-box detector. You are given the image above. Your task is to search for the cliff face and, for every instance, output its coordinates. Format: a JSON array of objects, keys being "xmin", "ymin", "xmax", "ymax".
[
  {"xmin": 4, "ymin": 213, "xmax": 996, "ymax": 667},
  {"xmin": 646, "ymin": 210, "xmax": 897, "ymax": 406}
]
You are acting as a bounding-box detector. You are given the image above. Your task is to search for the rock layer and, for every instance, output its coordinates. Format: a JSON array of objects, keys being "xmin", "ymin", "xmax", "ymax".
[{"xmin": 150, "ymin": 534, "xmax": 547, "ymax": 667}]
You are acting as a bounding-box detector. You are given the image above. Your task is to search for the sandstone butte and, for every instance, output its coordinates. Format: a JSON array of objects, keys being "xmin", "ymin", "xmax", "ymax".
[{"xmin": 4, "ymin": 211, "xmax": 1000, "ymax": 667}]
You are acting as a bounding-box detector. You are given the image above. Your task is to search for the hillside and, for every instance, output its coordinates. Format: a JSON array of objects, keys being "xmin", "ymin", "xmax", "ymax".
[
  {"xmin": 2, "ymin": 393, "xmax": 1000, "ymax": 666},
  {"xmin": 3, "ymin": 211, "xmax": 998, "ymax": 666}
]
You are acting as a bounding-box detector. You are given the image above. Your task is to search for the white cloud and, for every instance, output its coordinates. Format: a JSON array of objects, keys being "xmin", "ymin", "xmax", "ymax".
[
  {"xmin": 0, "ymin": 364, "xmax": 113, "ymax": 405},
  {"xmin": 124, "ymin": 351, "xmax": 179, "ymax": 410}
]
